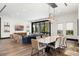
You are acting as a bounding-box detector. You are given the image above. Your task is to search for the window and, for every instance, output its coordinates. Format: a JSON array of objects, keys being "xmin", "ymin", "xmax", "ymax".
[
  {"xmin": 66, "ymin": 23, "xmax": 74, "ymax": 35},
  {"xmin": 57, "ymin": 24, "xmax": 63, "ymax": 35},
  {"xmin": 58, "ymin": 24, "xmax": 63, "ymax": 30},
  {"xmin": 40, "ymin": 22, "xmax": 49, "ymax": 34},
  {"xmin": 40, "ymin": 22, "xmax": 45, "ymax": 33},
  {"xmin": 32, "ymin": 20, "xmax": 51, "ymax": 36},
  {"xmin": 45, "ymin": 22, "xmax": 49, "ymax": 34},
  {"xmin": 33, "ymin": 24, "xmax": 36, "ymax": 33}
]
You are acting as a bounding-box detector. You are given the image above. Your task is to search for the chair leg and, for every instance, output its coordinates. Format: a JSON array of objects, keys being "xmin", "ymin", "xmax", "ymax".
[
  {"xmin": 31, "ymin": 48, "xmax": 33, "ymax": 56},
  {"xmin": 37, "ymin": 49, "xmax": 45, "ymax": 56},
  {"xmin": 31, "ymin": 48, "xmax": 39, "ymax": 56},
  {"xmin": 53, "ymin": 49, "xmax": 58, "ymax": 56},
  {"xmin": 65, "ymin": 41, "xmax": 67, "ymax": 48},
  {"xmin": 42, "ymin": 49, "xmax": 45, "ymax": 55}
]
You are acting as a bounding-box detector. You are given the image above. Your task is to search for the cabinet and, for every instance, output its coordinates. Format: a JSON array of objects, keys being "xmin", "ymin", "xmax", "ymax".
[{"xmin": 0, "ymin": 17, "xmax": 10, "ymax": 38}]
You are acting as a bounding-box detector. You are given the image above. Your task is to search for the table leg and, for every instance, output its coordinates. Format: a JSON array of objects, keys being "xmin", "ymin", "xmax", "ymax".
[{"xmin": 45, "ymin": 46, "xmax": 50, "ymax": 53}]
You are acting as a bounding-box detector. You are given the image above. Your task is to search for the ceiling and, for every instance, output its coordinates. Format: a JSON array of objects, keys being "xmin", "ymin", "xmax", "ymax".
[
  {"xmin": 0, "ymin": 3, "xmax": 78, "ymax": 21},
  {"xmin": 0, "ymin": 3, "xmax": 49, "ymax": 21},
  {"xmin": 50, "ymin": 3, "xmax": 78, "ymax": 16}
]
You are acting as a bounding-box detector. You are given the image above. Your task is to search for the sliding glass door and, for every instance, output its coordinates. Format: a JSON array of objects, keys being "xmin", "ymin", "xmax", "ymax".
[
  {"xmin": 45, "ymin": 21, "xmax": 49, "ymax": 34},
  {"xmin": 32, "ymin": 20, "xmax": 51, "ymax": 36},
  {"xmin": 32, "ymin": 23, "xmax": 40, "ymax": 33},
  {"xmin": 40, "ymin": 22, "xmax": 45, "ymax": 33}
]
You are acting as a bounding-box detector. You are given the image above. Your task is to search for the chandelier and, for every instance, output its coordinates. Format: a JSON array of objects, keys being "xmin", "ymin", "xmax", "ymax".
[{"xmin": 48, "ymin": 5, "xmax": 55, "ymax": 23}]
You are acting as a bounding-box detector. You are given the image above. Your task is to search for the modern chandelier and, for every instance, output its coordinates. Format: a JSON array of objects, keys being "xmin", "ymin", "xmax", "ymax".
[{"xmin": 48, "ymin": 3, "xmax": 56, "ymax": 23}]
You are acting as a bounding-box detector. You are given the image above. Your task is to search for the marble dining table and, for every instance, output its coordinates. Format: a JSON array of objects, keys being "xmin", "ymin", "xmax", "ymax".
[
  {"xmin": 37, "ymin": 35, "xmax": 60, "ymax": 44},
  {"xmin": 37, "ymin": 35, "xmax": 61, "ymax": 52}
]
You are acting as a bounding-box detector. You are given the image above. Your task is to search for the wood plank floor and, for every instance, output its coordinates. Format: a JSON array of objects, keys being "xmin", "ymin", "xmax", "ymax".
[
  {"xmin": 0, "ymin": 38, "xmax": 79, "ymax": 56},
  {"xmin": 0, "ymin": 39, "xmax": 32, "ymax": 56}
]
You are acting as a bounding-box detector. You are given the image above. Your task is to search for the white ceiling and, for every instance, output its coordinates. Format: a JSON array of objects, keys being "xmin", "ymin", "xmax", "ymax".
[
  {"xmin": 0, "ymin": 3, "xmax": 49, "ymax": 21},
  {"xmin": 49, "ymin": 3, "xmax": 78, "ymax": 16},
  {"xmin": 57, "ymin": 3, "xmax": 78, "ymax": 16},
  {"xmin": 0, "ymin": 3, "xmax": 78, "ymax": 21}
]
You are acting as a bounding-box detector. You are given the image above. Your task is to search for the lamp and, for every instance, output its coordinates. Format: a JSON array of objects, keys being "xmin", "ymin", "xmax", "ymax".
[{"xmin": 48, "ymin": 5, "xmax": 55, "ymax": 23}]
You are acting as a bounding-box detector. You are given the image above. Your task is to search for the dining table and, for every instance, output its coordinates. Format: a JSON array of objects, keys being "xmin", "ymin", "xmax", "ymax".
[
  {"xmin": 37, "ymin": 35, "xmax": 60, "ymax": 44},
  {"xmin": 37, "ymin": 35, "xmax": 61, "ymax": 52}
]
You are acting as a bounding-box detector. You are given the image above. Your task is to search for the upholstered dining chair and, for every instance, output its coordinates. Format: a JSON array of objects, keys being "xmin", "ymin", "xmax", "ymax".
[
  {"xmin": 59, "ymin": 36, "xmax": 67, "ymax": 48},
  {"xmin": 36, "ymin": 36, "xmax": 41, "ymax": 39},
  {"xmin": 48, "ymin": 37, "xmax": 61, "ymax": 55},
  {"xmin": 31, "ymin": 39, "xmax": 46, "ymax": 56},
  {"xmin": 57, "ymin": 36, "xmax": 67, "ymax": 54},
  {"xmin": 12, "ymin": 34, "xmax": 22, "ymax": 44}
]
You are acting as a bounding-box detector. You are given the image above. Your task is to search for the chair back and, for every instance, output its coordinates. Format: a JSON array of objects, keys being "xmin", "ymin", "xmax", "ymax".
[
  {"xmin": 31, "ymin": 39, "xmax": 38, "ymax": 49},
  {"xmin": 55, "ymin": 37, "xmax": 61, "ymax": 49},
  {"xmin": 12, "ymin": 34, "xmax": 17, "ymax": 40},
  {"xmin": 31, "ymin": 39, "xmax": 46, "ymax": 50},
  {"xmin": 12, "ymin": 34, "xmax": 22, "ymax": 43},
  {"xmin": 36, "ymin": 36, "xmax": 41, "ymax": 39},
  {"xmin": 60, "ymin": 36, "xmax": 67, "ymax": 48}
]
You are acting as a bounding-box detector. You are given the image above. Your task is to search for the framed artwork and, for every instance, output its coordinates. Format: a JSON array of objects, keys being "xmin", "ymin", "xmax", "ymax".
[{"xmin": 15, "ymin": 25, "xmax": 24, "ymax": 31}]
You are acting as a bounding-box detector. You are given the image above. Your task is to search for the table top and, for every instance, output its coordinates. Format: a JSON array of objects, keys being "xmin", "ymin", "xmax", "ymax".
[
  {"xmin": 37, "ymin": 35, "xmax": 60, "ymax": 44},
  {"xmin": 28, "ymin": 33, "xmax": 43, "ymax": 37}
]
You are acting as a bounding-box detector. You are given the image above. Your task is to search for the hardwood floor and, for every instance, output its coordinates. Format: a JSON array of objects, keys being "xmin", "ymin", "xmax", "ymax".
[
  {"xmin": 0, "ymin": 38, "xmax": 79, "ymax": 56},
  {"xmin": 0, "ymin": 39, "xmax": 32, "ymax": 56}
]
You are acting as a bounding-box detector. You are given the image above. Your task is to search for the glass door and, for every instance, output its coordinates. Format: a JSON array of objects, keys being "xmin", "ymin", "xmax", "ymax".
[
  {"xmin": 32, "ymin": 20, "xmax": 51, "ymax": 36},
  {"xmin": 40, "ymin": 22, "xmax": 45, "ymax": 34},
  {"xmin": 35, "ymin": 23, "xmax": 40, "ymax": 33},
  {"xmin": 33, "ymin": 23, "xmax": 36, "ymax": 33},
  {"xmin": 44, "ymin": 21, "xmax": 49, "ymax": 35}
]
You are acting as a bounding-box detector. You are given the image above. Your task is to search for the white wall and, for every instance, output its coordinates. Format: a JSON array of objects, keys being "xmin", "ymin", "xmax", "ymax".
[
  {"xmin": 0, "ymin": 15, "xmax": 31, "ymax": 38},
  {"xmin": 1, "ymin": 3, "xmax": 77, "ymax": 38},
  {"xmin": 0, "ymin": 3, "xmax": 49, "ymax": 38},
  {"xmin": 51, "ymin": 11, "xmax": 78, "ymax": 39},
  {"xmin": 77, "ymin": 5, "xmax": 79, "ymax": 36}
]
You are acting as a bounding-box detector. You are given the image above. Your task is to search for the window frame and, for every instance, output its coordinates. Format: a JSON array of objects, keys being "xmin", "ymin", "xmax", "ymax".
[{"xmin": 66, "ymin": 23, "xmax": 74, "ymax": 35}]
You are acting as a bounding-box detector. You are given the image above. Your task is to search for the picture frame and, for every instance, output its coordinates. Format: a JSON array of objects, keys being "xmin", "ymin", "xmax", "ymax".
[{"xmin": 15, "ymin": 25, "xmax": 24, "ymax": 31}]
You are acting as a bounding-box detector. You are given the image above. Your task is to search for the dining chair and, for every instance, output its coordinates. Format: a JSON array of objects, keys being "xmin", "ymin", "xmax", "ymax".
[
  {"xmin": 12, "ymin": 34, "xmax": 22, "ymax": 44},
  {"xmin": 36, "ymin": 36, "xmax": 41, "ymax": 39},
  {"xmin": 59, "ymin": 36, "xmax": 67, "ymax": 48},
  {"xmin": 48, "ymin": 37, "xmax": 61, "ymax": 55},
  {"xmin": 57, "ymin": 36, "xmax": 67, "ymax": 54},
  {"xmin": 31, "ymin": 39, "xmax": 46, "ymax": 56}
]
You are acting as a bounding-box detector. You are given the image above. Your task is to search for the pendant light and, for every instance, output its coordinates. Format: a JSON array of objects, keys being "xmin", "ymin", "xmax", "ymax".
[{"xmin": 48, "ymin": 5, "xmax": 55, "ymax": 23}]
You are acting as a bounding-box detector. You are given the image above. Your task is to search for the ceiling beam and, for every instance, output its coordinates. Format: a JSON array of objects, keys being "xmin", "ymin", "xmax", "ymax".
[{"xmin": 0, "ymin": 5, "xmax": 6, "ymax": 13}]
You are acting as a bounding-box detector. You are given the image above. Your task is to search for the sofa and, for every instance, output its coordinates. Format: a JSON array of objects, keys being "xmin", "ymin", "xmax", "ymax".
[
  {"xmin": 11, "ymin": 33, "xmax": 43, "ymax": 44},
  {"xmin": 22, "ymin": 33, "xmax": 43, "ymax": 44},
  {"xmin": 22, "ymin": 35, "xmax": 36, "ymax": 44}
]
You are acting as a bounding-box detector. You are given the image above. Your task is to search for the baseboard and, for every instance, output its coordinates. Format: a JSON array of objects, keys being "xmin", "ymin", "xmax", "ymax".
[
  {"xmin": 67, "ymin": 38, "xmax": 78, "ymax": 42},
  {"xmin": 0, "ymin": 37, "xmax": 10, "ymax": 39}
]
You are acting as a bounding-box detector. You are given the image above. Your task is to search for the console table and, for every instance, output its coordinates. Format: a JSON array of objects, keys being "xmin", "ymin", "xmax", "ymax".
[{"xmin": 14, "ymin": 32, "xmax": 27, "ymax": 36}]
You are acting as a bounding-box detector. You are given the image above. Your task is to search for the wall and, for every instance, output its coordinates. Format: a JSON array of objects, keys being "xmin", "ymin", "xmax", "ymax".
[
  {"xmin": 51, "ymin": 11, "xmax": 78, "ymax": 39},
  {"xmin": 78, "ymin": 5, "xmax": 79, "ymax": 35},
  {"xmin": 0, "ymin": 15, "xmax": 31, "ymax": 38},
  {"xmin": 0, "ymin": 4, "xmax": 78, "ymax": 39},
  {"xmin": 0, "ymin": 3, "xmax": 49, "ymax": 38}
]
